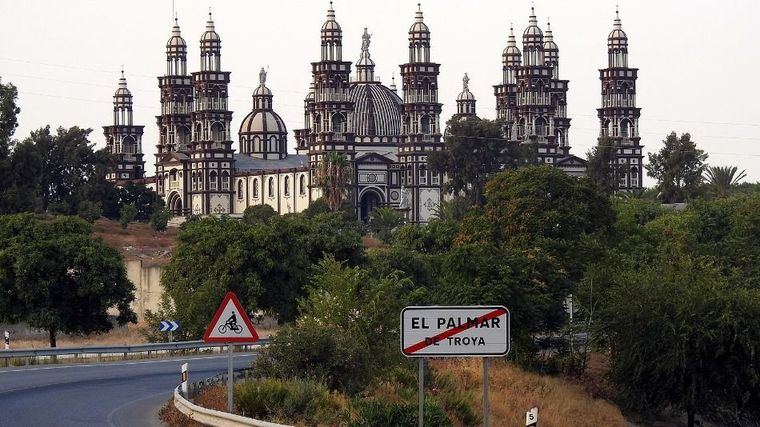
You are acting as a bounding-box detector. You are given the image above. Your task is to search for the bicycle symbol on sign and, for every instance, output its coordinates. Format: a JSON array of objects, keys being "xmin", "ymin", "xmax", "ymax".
[{"xmin": 217, "ymin": 312, "xmax": 243, "ymax": 334}]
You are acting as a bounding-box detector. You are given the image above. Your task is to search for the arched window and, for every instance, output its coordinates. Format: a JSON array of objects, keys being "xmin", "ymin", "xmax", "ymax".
[
  {"xmin": 299, "ymin": 175, "xmax": 306, "ymax": 195},
  {"xmin": 211, "ymin": 122, "xmax": 225, "ymax": 142},
  {"xmin": 191, "ymin": 172, "xmax": 197, "ymax": 191},
  {"xmin": 314, "ymin": 114, "xmax": 322, "ymax": 133},
  {"xmin": 268, "ymin": 177, "xmax": 275, "ymax": 197},
  {"xmin": 122, "ymin": 136, "xmax": 136, "ymax": 154},
  {"xmin": 221, "ymin": 171, "xmax": 230, "ymax": 190},
  {"xmin": 331, "ymin": 113, "xmax": 345, "ymax": 134},
  {"xmin": 177, "ymin": 126, "xmax": 190, "ymax": 149},
  {"xmin": 535, "ymin": 117, "xmax": 546, "ymax": 136},
  {"xmin": 237, "ymin": 179, "xmax": 244, "ymax": 199},
  {"xmin": 284, "ymin": 176, "xmax": 290, "ymax": 196},
  {"xmin": 620, "ymin": 120, "xmax": 630, "ymax": 138},
  {"xmin": 252, "ymin": 178, "xmax": 259, "ymax": 199},
  {"xmin": 555, "ymin": 130, "xmax": 564, "ymax": 146},
  {"xmin": 420, "ymin": 115, "xmax": 431, "ymax": 134},
  {"xmin": 209, "ymin": 171, "xmax": 218, "ymax": 190}
]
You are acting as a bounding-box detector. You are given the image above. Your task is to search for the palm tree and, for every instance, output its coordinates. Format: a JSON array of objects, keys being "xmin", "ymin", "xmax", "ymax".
[
  {"xmin": 315, "ymin": 151, "xmax": 352, "ymax": 211},
  {"xmin": 704, "ymin": 165, "xmax": 746, "ymax": 198},
  {"xmin": 369, "ymin": 207, "xmax": 405, "ymax": 243}
]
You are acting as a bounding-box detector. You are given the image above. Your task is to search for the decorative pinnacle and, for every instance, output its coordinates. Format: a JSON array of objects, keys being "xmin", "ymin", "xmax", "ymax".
[{"xmin": 462, "ymin": 73, "xmax": 469, "ymax": 90}]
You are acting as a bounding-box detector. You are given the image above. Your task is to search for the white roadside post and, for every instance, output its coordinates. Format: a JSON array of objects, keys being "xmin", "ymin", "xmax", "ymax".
[
  {"xmin": 401, "ymin": 306, "xmax": 510, "ymax": 427},
  {"xmin": 181, "ymin": 363, "xmax": 189, "ymax": 396},
  {"xmin": 202, "ymin": 292, "xmax": 260, "ymax": 415},
  {"xmin": 526, "ymin": 406, "xmax": 538, "ymax": 426},
  {"xmin": 3, "ymin": 331, "xmax": 9, "ymax": 350}
]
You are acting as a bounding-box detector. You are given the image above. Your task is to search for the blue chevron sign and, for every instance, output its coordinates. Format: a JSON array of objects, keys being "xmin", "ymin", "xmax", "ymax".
[{"xmin": 160, "ymin": 320, "xmax": 180, "ymax": 332}]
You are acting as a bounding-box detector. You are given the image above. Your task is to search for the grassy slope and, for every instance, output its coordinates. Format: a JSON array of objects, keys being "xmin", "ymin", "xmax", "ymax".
[{"xmin": 430, "ymin": 358, "xmax": 627, "ymax": 427}]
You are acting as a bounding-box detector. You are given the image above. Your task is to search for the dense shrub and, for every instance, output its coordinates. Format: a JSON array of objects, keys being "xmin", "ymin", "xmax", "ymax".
[
  {"xmin": 253, "ymin": 323, "xmax": 374, "ymax": 394},
  {"xmin": 349, "ymin": 399, "xmax": 451, "ymax": 427},
  {"xmin": 242, "ymin": 204, "xmax": 277, "ymax": 225},
  {"xmin": 235, "ymin": 378, "xmax": 344, "ymax": 425}
]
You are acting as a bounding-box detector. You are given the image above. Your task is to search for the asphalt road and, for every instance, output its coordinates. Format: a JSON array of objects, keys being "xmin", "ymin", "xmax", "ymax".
[{"xmin": 0, "ymin": 352, "xmax": 257, "ymax": 427}]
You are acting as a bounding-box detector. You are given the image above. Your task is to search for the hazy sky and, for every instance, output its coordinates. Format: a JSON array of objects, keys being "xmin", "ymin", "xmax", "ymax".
[{"xmin": 2, "ymin": 0, "xmax": 759, "ymax": 186}]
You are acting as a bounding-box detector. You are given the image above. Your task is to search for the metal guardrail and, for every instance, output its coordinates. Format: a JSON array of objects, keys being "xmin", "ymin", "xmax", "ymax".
[{"xmin": 0, "ymin": 338, "xmax": 271, "ymax": 364}]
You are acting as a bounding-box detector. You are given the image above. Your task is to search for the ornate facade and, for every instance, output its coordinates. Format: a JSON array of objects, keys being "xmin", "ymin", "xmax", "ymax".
[
  {"xmin": 597, "ymin": 9, "xmax": 644, "ymax": 190},
  {"xmin": 104, "ymin": 4, "xmax": 644, "ymax": 217},
  {"xmin": 493, "ymin": 7, "xmax": 586, "ymax": 176}
]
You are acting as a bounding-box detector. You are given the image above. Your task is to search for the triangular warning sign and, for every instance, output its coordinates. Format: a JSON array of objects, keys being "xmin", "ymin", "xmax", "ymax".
[{"xmin": 203, "ymin": 292, "xmax": 260, "ymax": 343}]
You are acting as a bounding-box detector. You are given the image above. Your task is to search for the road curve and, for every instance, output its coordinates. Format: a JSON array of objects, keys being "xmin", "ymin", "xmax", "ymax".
[{"xmin": 0, "ymin": 352, "xmax": 257, "ymax": 427}]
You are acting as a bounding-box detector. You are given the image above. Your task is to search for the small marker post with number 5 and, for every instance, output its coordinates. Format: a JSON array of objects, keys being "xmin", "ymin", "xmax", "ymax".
[{"xmin": 401, "ymin": 306, "xmax": 510, "ymax": 427}]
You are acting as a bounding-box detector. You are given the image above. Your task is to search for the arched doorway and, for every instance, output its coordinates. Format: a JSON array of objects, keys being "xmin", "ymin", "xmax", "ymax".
[
  {"xmin": 168, "ymin": 192, "xmax": 183, "ymax": 216},
  {"xmin": 360, "ymin": 189, "xmax": 383, "ymax": 223}
]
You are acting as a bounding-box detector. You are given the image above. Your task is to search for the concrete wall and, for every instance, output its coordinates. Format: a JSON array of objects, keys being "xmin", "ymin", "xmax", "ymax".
[{"xmin": 125, "ymin": 258, "xmax": 165, "ymax": 322}]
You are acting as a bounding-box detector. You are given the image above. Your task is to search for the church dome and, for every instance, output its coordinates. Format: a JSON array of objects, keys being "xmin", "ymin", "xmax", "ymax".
[
  {"xmin": 166, "ymin": 19, "xmax": 186, "ymax": 50},
  {"xmin": 239, "ymin": 68, "xmax": 287, "ymax": 139},
  {"xmin": 409, "ymin": 4, "xmax": 430, "ymax": 41},
  {"xmin": 348, "ymin": 82, "xmax": 402, "ymax": 137},
  {"xmin": 239, "ymin": 110, "xmax": 286, "ymax": 135},
  {"xmin": 522, "ymin": 6, "xmax": 543, "ymax": 49},
  {"xmin": 608, "ymin": 9, "xmax": 628, "ymax": 52},
  {"xmin": 114, "ymin": 71, "xmax": 131, "ymax": 97},
  {"xmin": 201, "ymin": 12, "xmax": 221, "ymax": 42}
]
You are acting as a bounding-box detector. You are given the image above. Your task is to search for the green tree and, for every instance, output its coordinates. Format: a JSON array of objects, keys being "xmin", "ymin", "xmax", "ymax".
[
  {"xmin": 119, "ymin": 203, "xmax": 137, "ymax": 229},
  {"xmin": 645, "ymin": 132, "xmax": 707, "ymax": 203},
  {"xmin": 586, "ymin": 136, "xmax": 620, "ymax": 195},
  {"xmin": 315, "ymin": 152, "xmax": 352, "ymax": 211},
  {"xmin": 117, "ymin": 183, "xmax": 163, "ymax": 221},
  {"xmin": 0, "ymin": 77, "xmax": 20, "ymax": 158},
  {"xmin": 704, "ymin": 165, "xmax": 746, "ymax": 198},
  {"xmin": 429, "ymin": 117, "xmax": 530, "ymax": 206},
  {"xmin": 0, "ymin": 214, "xmax": 136, "ymax": 347},
  {"xmin": 597, "ymin": 254, "xmax": 760, "ymax": 425},
  {"xmin": 158, "ymin": 212, "xmax": 364, "ymax": 337},
  {"xmin": 368, "ymin": 206, "xmax": 405, "ymax": 244},
  {"xmin": 460, "ymin": 165, "xmax": 614, "ymax": 283},
  {"xmin": 254, "ymin": 257, "xmax": 418, "ymax": 393},
  {"xmin": 77, "ymin": 200, "xmax": 103, "ymax": 223},
  {"xmin": 242, "ymin": 204, "xmax": 277, "ymax": 225},
  {"xmin": 149, "ymin": 207, "xmax": 171, "ymax": 232}
]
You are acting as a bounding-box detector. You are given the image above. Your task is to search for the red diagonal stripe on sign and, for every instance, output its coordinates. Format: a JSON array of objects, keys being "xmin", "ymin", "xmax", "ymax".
[{"xmin": 404, "ymin": 308, "xmax": 507, "ymax": 355}]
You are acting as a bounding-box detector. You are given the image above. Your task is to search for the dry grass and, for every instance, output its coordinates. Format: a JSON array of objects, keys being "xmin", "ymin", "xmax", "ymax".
[
  {"xmin": 430, "ymin": 358, "xmax": 627, "ymax": 427},
  {"xmin": 10, "ymin": 323, "xmax": 148, "ymax": 349},
  {"xmin": 93, "ymin": 218, "xmax": 178, "ymax": 265},
  {"xmin": 159, "ymin": 385, "xmax": 231, "ymax": 427}
]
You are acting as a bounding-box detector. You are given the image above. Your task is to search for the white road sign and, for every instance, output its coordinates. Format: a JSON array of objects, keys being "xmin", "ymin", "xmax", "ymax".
[{"xmin": 400, "ymin": 306, "xmax": 510, "ymax": 357}]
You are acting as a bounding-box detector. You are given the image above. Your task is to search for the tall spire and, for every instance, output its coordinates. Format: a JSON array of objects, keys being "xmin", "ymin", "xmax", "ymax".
[
  {"xmin": 614, "ymin": 5, "xmax": 622, "ymax": 30},
  {"xmin": 321, "ymin": 0, "xmax": 343, "ymax": 60},
  {"xmin": 408, "ymin": 2, "xmax": 431, "ymax": 63}
]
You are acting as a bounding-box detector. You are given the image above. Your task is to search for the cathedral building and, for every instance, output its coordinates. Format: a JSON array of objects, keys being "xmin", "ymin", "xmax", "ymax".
[
  {"xmin": 493, "ymin": 7, "xmax": 586, "ymax": 176},
  {"xmin": 597, "ymin": 8, "xmax": 644, "ymax": 190},
  {"xmin": 104, "ymin": 4, "xmax": 643, "ymax": 218}
]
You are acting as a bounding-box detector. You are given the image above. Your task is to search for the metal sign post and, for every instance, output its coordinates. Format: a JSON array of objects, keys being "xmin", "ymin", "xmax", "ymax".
[
  {"xmin": 401, "ymin": 306, "xmax": 511, "ymax": 427},
  {"xmin": 418, "ymin": 358, "xmax": 424, "ymax": 427},
  {"xmin": 227, "ymin": 343, "xmax": 234, "ymax": 412},
  {"xmin": 483, "ymin": 358, "xmax": 489, "ymax": 427}
]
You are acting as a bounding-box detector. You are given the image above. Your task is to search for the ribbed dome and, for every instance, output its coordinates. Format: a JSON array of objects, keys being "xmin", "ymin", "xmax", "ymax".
[
  {"xmin": 348, "ymin": 82, "xmax": 402, "ymax": 137},
  {"xmin": 502, "ymin": 26, "xmax": 521, "ymax": 67},
  {"xmin": 457, "ymin": 89, "xmax": 476, "ymax": 101},
  {"xmin": 522, "ymin": 7, "xmax": 543, "ymax": 48},
  {"xmin": 409, "ymin": 4, "xmax": 430, "ymax": 41},
  {"xmin": 166, "ymin": 19, "xmax": 186, "ymax": 50},
  {"xmin": 321, "ymin": 3, "xmax": 342, "ymax": 38},
  {"xmin": 608, "ymin": 10, "xmax": 628, "ymax": 52},
  {"xmin": 253, "ymin": 85, "xmax": 272, "ymax": 96},
  {"xmin": 201, "ymin": 13, "xmax": 220, "ymax": 42},
  {"xmin": 239, "ymin": 111, "xmax": 287, "ymax": 135},
  {"xmin": 114, "ymin": 71, "xmax": 131, "ymax": 97}
]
